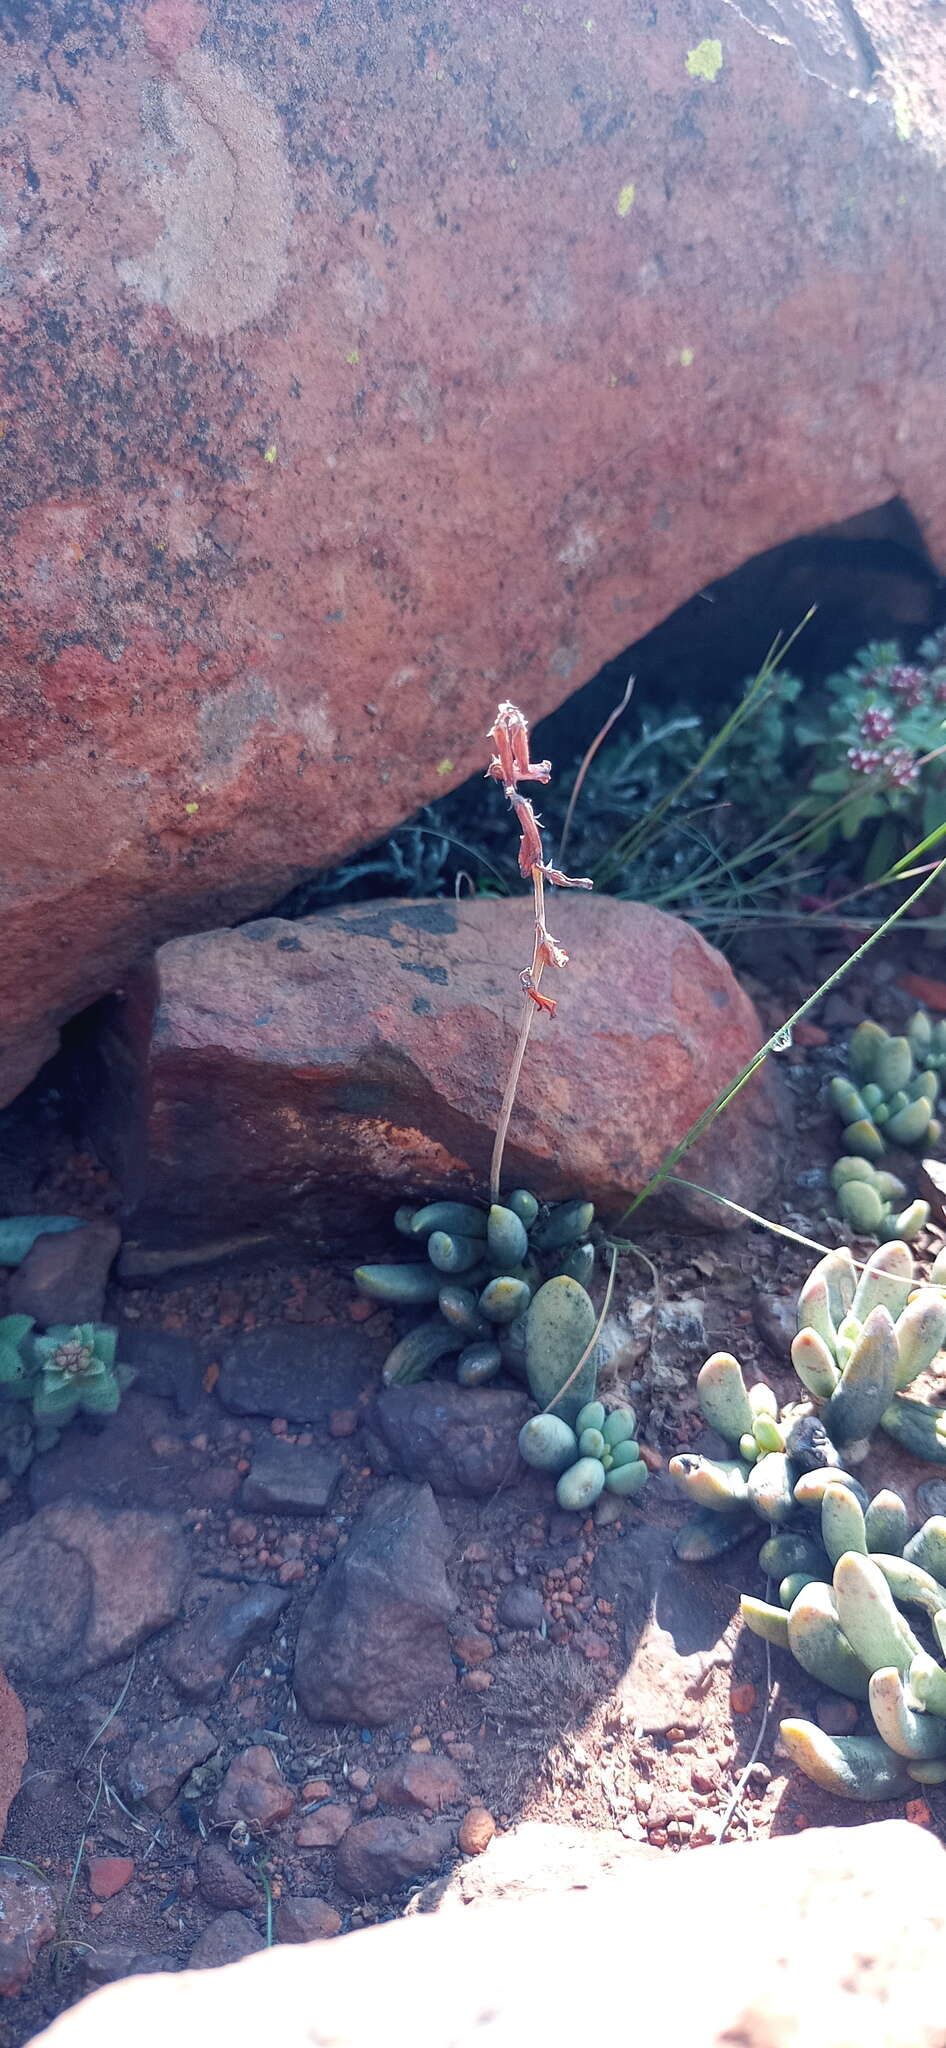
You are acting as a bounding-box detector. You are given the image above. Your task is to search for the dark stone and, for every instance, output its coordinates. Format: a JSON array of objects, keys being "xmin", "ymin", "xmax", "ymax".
[
  {"xmin": 217, "ymin": 1326, "xmax": 379, "ymax": 1424},
  {"xmin": 81, "ymin": 1946, "xmax": 179, "ymax": 1988},
  {"xmin": 0, "ymin": 1870, "xmax": 56, "ymax": 1993},
  {"xmin": 917, "ymin": 1479, "xmax": 946, "ymax": 1520},
  {"xmin": 335, "ymin": 1817, "xmax": 455, "ymax": 1897},
  {"xmin": 215, "ymin": 1746, "xmax": 294, "ymax": 1830},
  {"xmin": 122, "ymin": 1716, "xmax": 217, "ymax": 1812},
  {"xmin": 240, "ymin": 1438, "xmax": 342, "ymax": 1515},
  {"xmin": 117, "ymin": 1328, "xmax": 205, "ymax": 1413},
  {"xmin": 196, "ymin": 1843, "xmax": 259, "ymax": 1912},
  {"xmin": 162, "ymin": 1579, "xmax": 290, "ymax": 1703},
  {"xmin": 188, "ymin": 1913, "xmax": 265, "ymax": 1969},
  {"xmin": 497, "ymin": 1583, "xmax": 545, "ymax": 1631},
  {"xmin": 0, "ymin": 1498, "xmax": 189, "ymax": 1686},
  {"xmin": 294, "ymin": 1481, "xmax": 456, "ymax": 1726},
  {"xmin": 7, "ymin": 1219, "xmax": 121, "ymax": 1324},
  {"xmin": 274, "ymin": 1897, "xmax": 342, "ymax": 1941},
  {"xmin": 371, "ymin": 1386, "xmax": 530, "ymax": 1497},
  {"xmin": 753, "ymin": 1291, "xmax": 797, "ymax": 1357}
]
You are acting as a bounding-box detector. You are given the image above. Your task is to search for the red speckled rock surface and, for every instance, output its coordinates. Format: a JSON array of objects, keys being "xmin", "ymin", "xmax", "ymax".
[
  {"xmin": 3, "ymin": 0, "xmax": 946, "ymax": 1101},
  {"xmin": 0, "ymin": 1670, "xmax": 27, "ymax": 1849},
  {"xmin": 93, "ymin": 894, "xmax": 783, "ymax": 1247}
]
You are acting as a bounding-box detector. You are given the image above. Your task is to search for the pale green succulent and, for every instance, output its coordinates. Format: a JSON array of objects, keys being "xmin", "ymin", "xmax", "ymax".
[
  {"xmin": 831, "ymin": 1015, "xmax": 942, "ymax": 1160},
  {"xmin": 519, "ymin": 1399, "xmax": 648, "ymax": 1512}
]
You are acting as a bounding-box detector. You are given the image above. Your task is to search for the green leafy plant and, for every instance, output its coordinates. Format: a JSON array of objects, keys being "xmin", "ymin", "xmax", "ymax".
[
  {"xmin": 794, "ymin": 631, "xmax": 946, "ymax": 880},
  {"xmin": 0, "ymin": 1314, "xmax": 132, "ymax": 1476}
]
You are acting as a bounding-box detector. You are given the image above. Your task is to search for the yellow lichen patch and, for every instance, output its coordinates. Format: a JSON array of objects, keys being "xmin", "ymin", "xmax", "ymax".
[
  {"xmin": 436, "ymin": 758, "xmax": 455, "ymax": 776},
  {"xmin": 893, "ymin": 85, "xmax": 913, "ymax": 141},
  {"xmin": 686, "ymin": 37, "xmax": 723, "ymax": 80},
  {"xmin": 184, "ymin": 802, "xmax": 199, "ymax": 815},
  {"xmin": 616, "ymin": 182, "xmax": 636, "ymax": 217},
  {"xmin": 263, "ymin": 443, "xmax": 278, "ymax": 465},
  {"xmin": 345, "ymin": 348, "xmax": 361, "ymax": 366},
  {"xmin": 678, "ymin": 346, "xmax": 695, "ymax": 367}
]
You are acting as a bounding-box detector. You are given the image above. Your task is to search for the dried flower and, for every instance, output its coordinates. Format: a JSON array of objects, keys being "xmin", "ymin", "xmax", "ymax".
[{"xmin": 487, "ymin": 701, "xmax": 593, "ymax": 1200}]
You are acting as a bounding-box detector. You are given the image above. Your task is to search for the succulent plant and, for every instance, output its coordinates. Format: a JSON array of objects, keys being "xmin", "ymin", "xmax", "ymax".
[
  {"xmin": 672, "ymin": 1244, "xmax": 946, "ymax": 1566},
  {"xmin": 359, "ymin": 1192, "xmax": 600, "ymax": 1390},
  {"xmin": 907, "ymin": 1008, "xmax": 946, "ymax": 1076},
  {"xmin": 0, "ymin": 1314, "xmax": 132, "ymax": 1475},
  {"xmin": 831, "ymin": 1016, "xmax": 942, "ymax": 1160},
  {"xmin": 670, "ymin": 1234, "xmax": 946, "ymax": 1802},
  {"xmin": 829, "ymin": 1158, "xmax": 928, "ymax": 1242},
  {"xmin": 766, "ymin": 1538, "xmax": 946, "ymax": 1798},
  {"xmin": 519, "ymin": 1399, "xmax": 648, "ymax": 1512},
  {"xmin": 31, "ymin": 1322, "xmax": 128, "ymax": 1424}
]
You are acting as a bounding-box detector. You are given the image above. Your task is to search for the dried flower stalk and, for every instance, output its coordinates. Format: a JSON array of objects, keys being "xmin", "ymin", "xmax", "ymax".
[{"xmin": 486, "ymin": 702, "xmax": 592, "ymax": 1202}]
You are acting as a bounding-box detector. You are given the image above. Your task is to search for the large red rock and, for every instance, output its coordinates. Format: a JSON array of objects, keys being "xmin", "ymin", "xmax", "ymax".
[
  {"xmin": 3, "ymin": 0, "xmax": 946, "ymax": 1104},
  {"xmin": 95, "ymin": 896, "xmax": 782, "ymax": 1251}
]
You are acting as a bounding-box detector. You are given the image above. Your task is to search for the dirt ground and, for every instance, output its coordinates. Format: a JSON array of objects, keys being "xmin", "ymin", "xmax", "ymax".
[{"xmin": 2, "ymin": 929, "xmax": 945, "ymax": 2047}]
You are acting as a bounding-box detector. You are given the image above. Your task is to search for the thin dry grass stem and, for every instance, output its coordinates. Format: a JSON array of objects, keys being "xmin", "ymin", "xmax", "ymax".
[
  {"xmin": 486, "ymin": 702, "xmax": 592, "ymax": 1203},
  {"xmin": 558, "ymin": 673, "xmax": 635, "ymax": 868}
]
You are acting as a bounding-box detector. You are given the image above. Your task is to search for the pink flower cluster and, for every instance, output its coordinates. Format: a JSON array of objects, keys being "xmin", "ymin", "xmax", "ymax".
[{"xmin": 888, "ymin": 664, "xmax": 927, "ymax": 708}]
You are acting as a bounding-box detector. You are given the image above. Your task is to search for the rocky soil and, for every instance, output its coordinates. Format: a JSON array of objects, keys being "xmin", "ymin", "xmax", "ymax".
[{"xmin": 0, "ymin": 938, "xmax": 944, "ymax": 2044}]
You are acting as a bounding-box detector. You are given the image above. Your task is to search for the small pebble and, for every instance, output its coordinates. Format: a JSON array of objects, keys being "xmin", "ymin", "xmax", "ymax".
[
  {"xmin": 88, "ymin": 1857, "xmax": 134, "ymax": 1900},
  {"xmin": 458, "ymin": 1808, "xmax": 496, "ymax": 1856},
  {"xmin": 329, "ymin": 1408, "xmax": 359, "ymax": 1437},
  {"xmin": 730, "ymin": 1684, "xmax": 757, "ymax": 1716}
]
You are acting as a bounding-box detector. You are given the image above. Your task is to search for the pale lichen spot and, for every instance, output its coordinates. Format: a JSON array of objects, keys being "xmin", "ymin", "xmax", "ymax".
[
  {"xmin": 345, "ymin": 348, "xmax": 361, "ymax": 366},
  {"xmin": 686, "ymin": 38, "xmax": 723, "ymax": 81},
  {"xmin": 616, "ymin": 182, "xmax": 636, "ymax": 217},
  {"xmin": 263, "ymin": 443, "xmax": 278, "ymax": 465},
  {"xmin": 436, "ymin": 758, "xmax": 455, "ymax": 776},
  {"xmin": 116, "ymin": 51, "xmax": 293, "ymax": 340},
  {"xmin": 678, "ymin": 346, "xmax": 695, "ymax": 367},
  {"xmin": 892, "ymin": 86, "xmax": 913, "ymax": 141}
]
